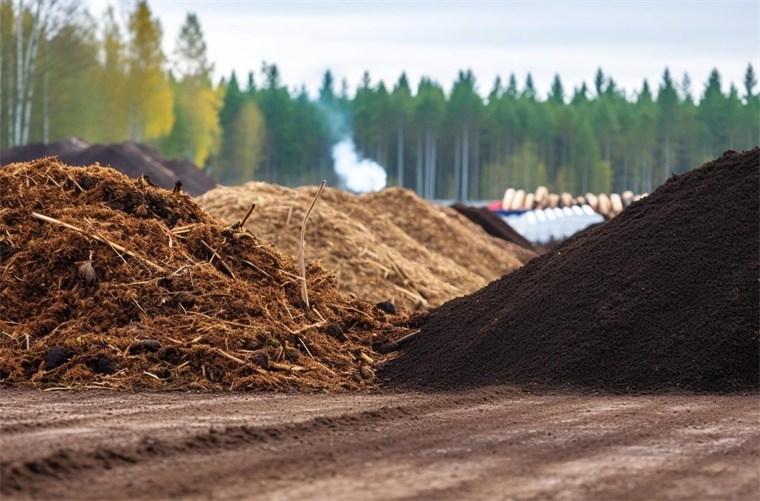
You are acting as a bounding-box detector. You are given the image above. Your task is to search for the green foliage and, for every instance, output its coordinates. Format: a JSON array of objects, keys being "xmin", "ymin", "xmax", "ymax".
[
  {"xmin": 0, "ymin": 2, "xmax": 755, "ymax": 201},
  {"xmin": 163, "ymin": 12, "xmax": 221, "ymax": 165},
  {"xmin": 125, "ymin": 1, "xmax": 174, "ymax": 141}
]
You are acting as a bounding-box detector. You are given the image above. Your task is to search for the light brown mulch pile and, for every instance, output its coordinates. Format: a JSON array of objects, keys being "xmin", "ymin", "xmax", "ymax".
[{"xmin": 198, "ymin": 183, "xmax": 531, "ymax": 311}]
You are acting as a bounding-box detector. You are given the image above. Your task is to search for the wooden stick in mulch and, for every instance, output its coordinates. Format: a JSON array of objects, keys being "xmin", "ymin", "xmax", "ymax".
[
  {"xmin": 232, "ymin": 203, "xmax": 256, "ymax": 230},
  {"xmin": 31, "ymin": 212, "xmax": 166, "ymax": 273},
  {"xmin": 200, "ymin": 240, "xmax": 236, "ymax": 279},
  {"xmin": 298, "ymin": 180, "xmax": 325, "ymax": 309}
]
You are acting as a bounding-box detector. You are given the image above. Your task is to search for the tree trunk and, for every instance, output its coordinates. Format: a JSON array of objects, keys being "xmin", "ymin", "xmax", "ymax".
[
  {"xmin": 604, "ymin": 133, "xmax": 610, "ymax": 164},
  {"xmin": 21, "ymin": 28, "xmax": 40, "ymax": 145},
  {"xmin": 415, "ymin": 132, "xmax": 423, "ymax": 196},
  {"xmin": 396, "ymin": 117, "xmax": 403, "ymax": 187},
  {"xmin": 430, "ymin": 130, "xmax": 437, "ymax": 199},
  {"xmin": 19, "ymin": 0, "xmax": 43, "ymax": 145},
  {"xmin": 461, "ymin": 122, "xmax": 469, "ymax": 202},
  {"xmin": 583, "ymin": 157, "xmax": 589, "ymax": 194},
  {"xmin": 663, "ymin": 127, "xmax": 671, "ymax": 182},
  {"xmin": 472, "ymin": 125, "xmax": 480, "ymax": 200},
  {"xmin": 42, "ymin": 63, "xmax": 48, "ymax": 143},
  {"xmin": 6, "ymin": 71, "xmax": 13, "ymax": 147},
  {"xmin": 453, "ymin": 128, "xmax": 461, "ymax": 200},
  {"xmin": 424, "ymin": 126, "xmax": 432, "ymax": 199},
  {"xmin": 14, "ymin": 0, "xmax": 23, "ymax": 146},
  {"xmin": 382, "ymin": 136, "xmax": 388, "ymax": 169}
]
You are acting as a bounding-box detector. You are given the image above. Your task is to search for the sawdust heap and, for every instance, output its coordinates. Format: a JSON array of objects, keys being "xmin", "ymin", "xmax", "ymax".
[
  {"xmin": 198, "ymin": 184, "xmax": 530, "ymax": 311},
  {"xmin": 0, "ymin": 158, "xmax": 411, "ymax": 391}
]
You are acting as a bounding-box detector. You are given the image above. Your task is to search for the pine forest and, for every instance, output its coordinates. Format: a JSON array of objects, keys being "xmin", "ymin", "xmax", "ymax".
[{"xmin": 0, "ymin": 0, "xmax": 757, "ymax": 199}]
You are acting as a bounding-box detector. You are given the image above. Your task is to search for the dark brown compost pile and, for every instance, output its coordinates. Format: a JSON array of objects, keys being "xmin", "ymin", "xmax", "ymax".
[
  {"xmin": 1, "ymin": 139, "xmax": 217, "ymax": 196},
  {"xmin": 383, "ymin": 149, "xmax": 760, "ymax": 392},
  {"xmin": 0, "ymin": 159, "xmax": 411, "ymax": 391}
]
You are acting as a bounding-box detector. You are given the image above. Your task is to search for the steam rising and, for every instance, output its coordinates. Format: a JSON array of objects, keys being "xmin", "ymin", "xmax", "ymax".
[{"xmin": 332, "ymin": 139, "xmax": 387, "ymax": 193}]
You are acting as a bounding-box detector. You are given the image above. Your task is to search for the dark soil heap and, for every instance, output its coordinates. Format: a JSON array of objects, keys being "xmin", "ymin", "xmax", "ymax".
[
  {"xmin": 0, "ymin": 158, "xmax": 410, "ymax": 391},
  {"xmin": 451, "ymin": 203, "xmax": 542, "ymax": 256},
  {"xmin": 382, "ymin": 149, "xmax": 760, "ymax": 392},
  {"xmin": 1, "ymin": 139, "xmax": 217, "ymax": 196}
]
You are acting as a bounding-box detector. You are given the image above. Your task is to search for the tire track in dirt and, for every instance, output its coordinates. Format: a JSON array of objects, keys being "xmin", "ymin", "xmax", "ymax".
[
  {"xmin": 1, "ymin": 389, "xmax": 757, "ymax": 500},
  {"xmin": 1, "ymin": 404, "xmax": 412, "ymax": 495},
  {"xmin": 0, "ymin": 388, "xmax": 518, "ymax": 498}
]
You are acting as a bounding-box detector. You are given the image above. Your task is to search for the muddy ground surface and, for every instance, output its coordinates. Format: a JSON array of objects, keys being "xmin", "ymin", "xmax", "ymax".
[{"xmin": 1, "ymin": 388, "xmax": 758, "ymax": 500}]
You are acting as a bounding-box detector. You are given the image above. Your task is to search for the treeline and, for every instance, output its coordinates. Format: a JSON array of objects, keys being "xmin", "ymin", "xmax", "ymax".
[{"xmin": 0, "ymin": 0, "xmax": 757, "ymax": 199}]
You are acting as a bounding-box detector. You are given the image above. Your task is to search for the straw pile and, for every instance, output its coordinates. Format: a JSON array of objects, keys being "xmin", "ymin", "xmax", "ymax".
[
  {"xmin": 362, "ymin": 188, "xmax": 536, "ymax": 268},
  {"xmin": 198, "ymin": 184, "xmax": 531, "ymax": 311},
  {"xmin": 0, "ymin": 158, "xmax": 412, "ymax": 391}
]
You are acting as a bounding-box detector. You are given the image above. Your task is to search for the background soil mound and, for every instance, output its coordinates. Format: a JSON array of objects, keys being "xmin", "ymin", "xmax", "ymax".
[
  {"xmin": 0, "ymin": 159, "xmax": 410, "ymax": 391},
  {"xmin": 382, "ymin": 148, "xmax": 760, "ymax": 392},
  {"xmin": 199, "ymin": 184, "xmax": 529, "ymax": 311},
  {"xmin": 0, "ymin": 137, "xmax": 89, "ymax": 161},
  {"xmin": 1, "ymin": 139, "xmax": 217, "ymax": 196},
  {"xmin": 450, "ymin": 203, "xmax": 543, "ymax": 256}
]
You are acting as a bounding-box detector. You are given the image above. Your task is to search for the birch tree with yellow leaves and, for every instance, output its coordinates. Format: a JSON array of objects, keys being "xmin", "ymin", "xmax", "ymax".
[
  {"xmin": 125, "ymin": 0, "xmax": 173, "ymax": 142},
  {"xmin": 163, "ymin": 12, "xmax": 221, "ymax": 166}
]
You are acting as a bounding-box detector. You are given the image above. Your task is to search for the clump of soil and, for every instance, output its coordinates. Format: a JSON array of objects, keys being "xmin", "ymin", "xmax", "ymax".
[
  {"xmin": 1, "ymin": 138, "xmax": 217, "ymax": 196},
  {"xmin": 198, "ymin": 184, "xmax": 529, "ymax": 311},
  {"xmin": 382, "ymin": 148, "xmax": 760, "ymax": 392},
  {"xmin": 0, "ymin": 158, "xmax": 411, "ymax": 390}
]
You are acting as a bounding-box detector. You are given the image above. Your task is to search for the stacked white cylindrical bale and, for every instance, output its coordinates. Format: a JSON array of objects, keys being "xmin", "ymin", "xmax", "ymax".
[
  {"xmin": 585, "ymin": 193, "xmax": 599, "ymax": 212},
  {"xmin": 597, "ymin": 193, "xmax": 612, "ymax": 218},
  {"xmin": 622, "ymin": 190, "xmax": 634, "ymax": 208},
  {"xmin": 610, "ymin": 193, "xmax": 623, "ymax": 215},
  {"xmin": 497, "ymin": 187, "xmax": 646, "ymax": 220},
  {"xmin": 534, "ymin": 186, "xmax": 549, "ymax": 209},
  {"xmin": 502, "ymin": 188, "xmax": 516, "ymax": 210},
  {"xmin": 523, "ymin": 193, "xmax": 535, "ymax": 210},
  {"xmin": 511, "ymin": 189, "xmax": 526, "ymax": 211}
]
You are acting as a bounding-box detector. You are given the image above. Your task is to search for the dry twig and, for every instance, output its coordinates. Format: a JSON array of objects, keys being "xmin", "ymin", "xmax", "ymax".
[
  {"xmin": 232, "ymin": 203, "xmax": 256, "ymax": 229},
  {"xmin": 31, "ymin": 212, "xmax": 166, "ymax": 273},
  {"xmin": 297, "ymin": 336, "xmax": 315, "ymax": 360},
  {"xmin": 200, "ymin": 240, "xmax": 236, "ymax": 279},
  {"xmin": 242, "ymin": 259, "xmax": 273, "ymax": 279},
  {"xmin": 299, "ymin": 180, "xmax": 326, "ymax": 308}
]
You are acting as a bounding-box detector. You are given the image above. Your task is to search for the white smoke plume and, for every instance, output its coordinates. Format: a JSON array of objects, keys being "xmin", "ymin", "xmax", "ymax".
[{"xmin": 332, "ymin": 138, "xmax": 387, "ymax": 193}]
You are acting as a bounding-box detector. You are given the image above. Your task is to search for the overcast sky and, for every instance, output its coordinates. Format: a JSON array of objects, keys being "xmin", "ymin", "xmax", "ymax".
[{"xmin": 86, "ymin": 0, "xmax": 759, "ymax": 99}]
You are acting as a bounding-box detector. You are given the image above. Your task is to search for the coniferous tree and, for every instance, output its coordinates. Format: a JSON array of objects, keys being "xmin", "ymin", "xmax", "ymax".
[
  {"xmin": 1, "ymin": 4, "xmax": 753, "ymax": 203},
  {"xmin": 657, "ymin": 68, "xmax": 678, "ymax": 181},
  {"xmin": 391, "ymin": 72, "xmax": 412, "ymax": 187},
  {"xmin": 449, "ymin": 70, "xmax": 482, "ymax": 199},
  {"xmin": 634, "ymin": 80, "xmax": 659, "ymax": 192},
  {"xmin": 698, "ymin": 68, "xmax": 726, "ymax": 159},
  {"xmin": 742, "ymin": 64, "xmax": 759, "ymax": 147}
]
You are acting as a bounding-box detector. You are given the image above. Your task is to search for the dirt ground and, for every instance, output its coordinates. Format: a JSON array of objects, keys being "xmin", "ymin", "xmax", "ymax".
[{"xmin": 1, "ymin": 388, "xmax": 758, "ymax": 500}]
